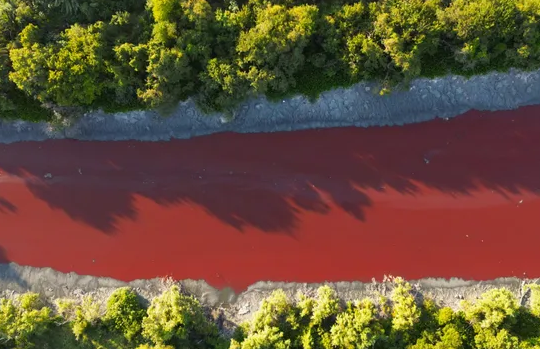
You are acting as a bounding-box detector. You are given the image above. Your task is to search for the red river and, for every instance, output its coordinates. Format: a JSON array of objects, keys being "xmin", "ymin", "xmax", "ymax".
[{"xmin": 1, "ymin": 106, "xmax": 540, "ymax": 291}]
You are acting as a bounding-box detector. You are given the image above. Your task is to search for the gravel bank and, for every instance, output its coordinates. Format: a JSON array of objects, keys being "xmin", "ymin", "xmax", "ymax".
[{"xmin": 1, "ymin": 69, "xmax": 539, "ymax": 143}]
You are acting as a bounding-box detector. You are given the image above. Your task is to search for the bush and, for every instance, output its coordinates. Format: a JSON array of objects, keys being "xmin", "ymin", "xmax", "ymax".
[
  {"xmin": 55, "ymin": 295, "xmax": 101, "ymax": 340},
  {"xmin": 142, "ymin": 285, "xmax": 223, "ymax": 348},
  {"xmin": 104, "ymin": 287, "xmax": 145, "ymax": 341},
  {"xmin": 0, "ymin": 293, "xmax": 53, "ymax": 348}
]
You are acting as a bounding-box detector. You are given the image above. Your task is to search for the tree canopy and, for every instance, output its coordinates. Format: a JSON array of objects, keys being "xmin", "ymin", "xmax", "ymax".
[{"xmin": 1, "ymin": 0, "xmax": 540, "ymax": 119}]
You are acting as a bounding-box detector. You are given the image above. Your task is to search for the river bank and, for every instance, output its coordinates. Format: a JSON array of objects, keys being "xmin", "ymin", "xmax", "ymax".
[{"xmin": 1, "ymin": 69, "xmax": 539, "ymax": 144}]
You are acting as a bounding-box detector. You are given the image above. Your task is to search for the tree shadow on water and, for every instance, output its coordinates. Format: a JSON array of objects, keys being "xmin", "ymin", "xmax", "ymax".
[
  {"xmin": 0, "ymin": 196, "xmax": 17, "ymax": 213},
  {"xmin": 0, "ymin": 106, "xmax": 539, "ymax": 235}
]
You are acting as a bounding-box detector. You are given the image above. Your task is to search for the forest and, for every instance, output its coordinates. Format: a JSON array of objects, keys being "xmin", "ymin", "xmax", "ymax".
[
  {"xmin": 0, "ymin": 0, "xmax": 539, "ymax": 120},
  {"xmin": 2, "ymin": 279, "xmax": 540, "ymax": 348}
]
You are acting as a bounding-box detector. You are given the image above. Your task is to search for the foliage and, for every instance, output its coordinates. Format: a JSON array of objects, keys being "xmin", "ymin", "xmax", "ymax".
[
  {"xmin": 55, "ymin": 295, "xmax": 101, "ymax": 340},
  {"xmin": 437, "ymin": 0, "xmax": 517, "ymax": 71},
  {"xmin": 461, "ymin": 288, "xmax": 518, "ymax": 330},
  {"xmin": 1, "ymin": 0, "xmax": 540, "ymax": 120},
  {"xmin": 330, "ymin": 299, "xmax": 383, "ymax": 349},
  {"xmin": 142, "ymin": 285, "xmax": 223, "ymax": 348},
  {"xmin": 321, "ymin": 1, "xmax": 385, "ymax": 81},
  {"xmin": 136, "ymin": 344, "xmax": 175, "ymax": 349},
  {"xmin": 525, "ymin": 284, "xmax": 540, "ymax": 317},
  {"xmin": 236, "ymin": 3, "xmax": 318, "ymax": 94},
  {"xmin": 47, "ymin": 22, "xmax": 108, "ymax": 106},
  {"xmin": 3, "ymin": 282, "xmax": 540, "ymax": 348},
  {"xmin": 0, "ymin": 293, "xmax": 53, "ymax": 348},
  {"xmin": 390, "ymin": 277, "xmax": 421, "ymax": 332},
  {"xmin": 372, "ymin": 0, "xmax": 442, "ymax": 82},
  {"xmin": 103, "ymin": 287, "xmax": 146, "ymax": 341}
]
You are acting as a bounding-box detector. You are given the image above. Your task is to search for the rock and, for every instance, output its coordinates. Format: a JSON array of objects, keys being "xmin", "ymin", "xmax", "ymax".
[
  {"xmin": 44, "ymin": 173, "xmax": 53, "ymax": 179},
  {"xmin": 238, "ymin": 303, "xmax": 250, "ymax": 315}
]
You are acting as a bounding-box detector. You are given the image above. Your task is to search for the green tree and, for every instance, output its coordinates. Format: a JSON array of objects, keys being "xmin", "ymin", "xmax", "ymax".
[
  {"xmin": 108, "ymin": 42, "xmax": 148, "ymax": 107},
  {"xmin": 321, "ymin": 2, "xmax": 386, "ymax": 80},
  {"xmin": 410, "ymin": 307, "xmax": 468, "ymax": 349},
  {"xmin": 236, "ymin": 3, "xmax": 318, "ymax": 93},
  {"xmin": 10, "ymin": 21, "xmax": 108, "ymax": 106},
  {"xmin": 461, "ymin": 288, "xmax": 518, "ymax": 330},
  {"xmin": 140, "ymin": 0, "xmax": 215, "ymax": 108},
  {"xmin": 372, "ymin": 0, "xmax": 443, "ymax": 82},
  {"xmin": 196, "ymin": 4, "xmax": 252, "ymax": 112},
  {"xmin": 142, "ymin": 285, "xmax": 222, "ymax": 348},
  {"xmin": 136, "ymin": 344, "xmax": 175, "ymax": 349},
  {"xmin": 47, "ymin": 22, "xmax": 108, "ymax": 106},
  {"xmin": 525, "ymin": 284, "xmax": 540, "ymax": 317},
  {"xmin": 391, "ymin": 278, "xmax": 421, "ymax": 332},
  {"xmin": 230, "ymin": 326, "xmax": 291, "ymax": 349},
  {"xmin": 438, "ymin": 0, "xmax": 518, "ymax": 71},
  {"xmin": 249, "ymin": 289, "xmax": 295, "ymax": 333},
  {"xmin": 474, "ymin": 328, "xmax": 520, "ymax": 349},
  {"xmin": 510, "ymin": 0, "xmax": 540, "ymax": 68},
  {"xmin": 298, "ymin": 286, "xmax": 341, "ymax": 349},
  {"xmin": 104, "ymin": 287, "xmax": 145, "ymax": 341},
  {"xmin": 55, "ymin": 296, "xmax": 101, "ymax": 340},
  {"xmin": 233, "ymin": 289, "xmax": 298, "ymax": 349},
  {"xmin": 0, "ymin": 48, "xmax": 15, "ymax": 112},
  {"xmin": 0, "ymin": 293, "xmax": 53, "ymax": 348},
  {"xmin": 8, "ymin": 23, "xmax": 51, "ymax": 102},
  {"xmin": 330, "ymin": 298, "xmax": 383, "ymax": 349},
  {"xmin": 197, "ymin": 57, "xmax": 250, "ymax": 113}
]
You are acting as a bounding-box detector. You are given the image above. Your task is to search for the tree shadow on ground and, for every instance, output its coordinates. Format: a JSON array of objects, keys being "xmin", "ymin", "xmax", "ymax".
[{"xmin": 0, "ymin": 106, "xmax": 539, "ymax": 235}]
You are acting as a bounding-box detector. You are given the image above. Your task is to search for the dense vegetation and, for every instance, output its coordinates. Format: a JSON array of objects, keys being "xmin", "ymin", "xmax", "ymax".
[
  {"xmin": 0, "ymin": 0, "xmax": 540, "ymax": 120},
  {"xmin": 3, "ymin": 279, "xmax": 540, "ymax": 348}
]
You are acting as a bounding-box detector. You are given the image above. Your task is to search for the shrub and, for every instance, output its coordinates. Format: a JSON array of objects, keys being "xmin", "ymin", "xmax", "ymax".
[
  {"xmin": 391, "ymin": 277, "xmax": 421, "ymax": 332},
  {"xmin": 330, "ymin": 299, "xmax": 383, "ymax": 349},
  {"xmin": 55, "ymin": 295, "xmax": 101, "ymax": 340},
  {"xmin": 104, "ymin": 287, "xmax": 145, "ymax": 341},
  {"xmin": 142, "ymin": 285, "xmax": 222, "ymax": 348},
  {"xmin": 461, "ymin": 288, "xmax": 518, "ymax": 330},
  {"xmin": 0, "ymin": 293, "xmax": 53, "ymax": 348}
]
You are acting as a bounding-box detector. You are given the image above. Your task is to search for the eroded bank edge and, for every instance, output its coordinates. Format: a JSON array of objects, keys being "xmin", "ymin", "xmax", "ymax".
[
  {"xmin": 0, "ymin": 262, "xmax": 532, "ymax": 332},
  {"xmin": 1, "ymin": 69, "xmax": 539, "ymax": 144}
]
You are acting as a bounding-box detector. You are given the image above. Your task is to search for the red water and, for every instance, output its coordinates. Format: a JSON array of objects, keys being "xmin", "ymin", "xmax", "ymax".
[{"xmin": 1, "ymin": 106, "xmax": 540, "ymax": 291}]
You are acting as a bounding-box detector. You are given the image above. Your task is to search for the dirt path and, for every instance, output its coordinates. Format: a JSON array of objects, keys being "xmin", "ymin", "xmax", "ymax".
[{"xmin": 1, "ymin": 106, "xmax": 540, "ymax": 292}]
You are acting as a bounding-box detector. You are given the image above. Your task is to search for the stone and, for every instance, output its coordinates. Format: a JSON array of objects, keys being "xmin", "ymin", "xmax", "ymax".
[{"xmin": 238, "ymin": 303, "xmax": 250, "ymax": 315}]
